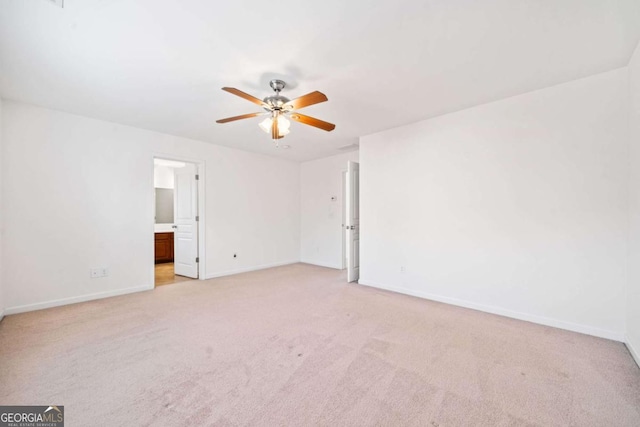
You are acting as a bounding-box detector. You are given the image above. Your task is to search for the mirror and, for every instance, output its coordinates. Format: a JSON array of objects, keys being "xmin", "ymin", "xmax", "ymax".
[{"xmin": 155, "ymin": 188, "xmax": 174, "ymax": 224}]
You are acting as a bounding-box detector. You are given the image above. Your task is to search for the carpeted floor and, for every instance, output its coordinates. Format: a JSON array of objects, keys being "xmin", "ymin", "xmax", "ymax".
[{"xmin": 1, "ymin": 263, "xmax": 639, "ymax": 426}]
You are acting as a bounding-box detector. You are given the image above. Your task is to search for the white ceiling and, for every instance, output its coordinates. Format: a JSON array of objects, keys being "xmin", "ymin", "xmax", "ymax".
[{"xmin": 1, "ymin": 0, "xmax": 639, "ymax": 162}]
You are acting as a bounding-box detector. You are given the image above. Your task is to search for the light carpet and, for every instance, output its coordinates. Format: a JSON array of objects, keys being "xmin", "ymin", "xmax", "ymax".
[{"xmin": 1, "ymin": 263, "xmax": 639, "ymax": 426}]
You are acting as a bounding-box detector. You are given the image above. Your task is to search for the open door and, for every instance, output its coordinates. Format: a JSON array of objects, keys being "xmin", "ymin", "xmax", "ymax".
[
  {"xmin": 346, "ymin": 161, "xmax": 360, "ymax": 282},
  {"xmin": 173, "ymin": 164, "xmax": 199, "ymax": 278}
]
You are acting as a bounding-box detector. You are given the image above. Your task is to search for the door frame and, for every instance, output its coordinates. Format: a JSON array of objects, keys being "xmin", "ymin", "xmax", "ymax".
[{"xmin": 151, "ymin": 154, "xmax": 206, "ymax": 284}]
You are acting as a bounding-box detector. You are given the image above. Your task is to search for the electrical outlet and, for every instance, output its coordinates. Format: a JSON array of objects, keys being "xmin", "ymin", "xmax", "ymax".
[
  {"xmin": 90, "ymin": 268, "xmax": 108, "ymax": 278},
  {"xmin": 400, "ymin": 266, "xmax": 405, "ymax": 273}
]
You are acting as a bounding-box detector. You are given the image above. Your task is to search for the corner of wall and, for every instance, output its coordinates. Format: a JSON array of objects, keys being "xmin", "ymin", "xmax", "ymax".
[
  {"xmin": 626, "ymin": 37, "xmax": 640, "ymax": 364},
  {"xmin": 626, "ymin": 337, "xmax": 640, "ymax": 368},
  {"xmin": 300, "ymin": 149, "xmax": 359, "ymax": 270},
  {"xmin": 0, "ymin": 96, "xmax": 4, "ymax": 321}
]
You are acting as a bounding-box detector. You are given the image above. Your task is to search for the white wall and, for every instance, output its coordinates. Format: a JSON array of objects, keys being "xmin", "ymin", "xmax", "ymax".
[
  {"xmin": 1, "ymin": 101, "xmax": 300, "ymax": 313},
  {"xmin": 153, "ymin": 165, "xmax": 175, "ymax": 189},
  {"xmin": 628, "ymin": 43, "xmax": 640, "ymax": 363},
  {"xmin": 360, "ymin": 68, "xmax": 629, "ymax": 341},
  {"xmin": 0, "ymin": 97, "xmax": 4, "ymax": 320},
  {"xmin": 300, "ymin": 151, "xmax": 359, "ymax": 269}
]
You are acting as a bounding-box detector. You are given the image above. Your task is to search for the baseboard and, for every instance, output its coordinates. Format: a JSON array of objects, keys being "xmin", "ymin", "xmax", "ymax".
[
  {"xmin": 626, "ymin": 336, "xmax": 640, "ymax": 369},
  {"xmin": 358, "ymin": 279, "xmax": 625, "ymax": 342},
  {"xmin": 4, "ymin": 284, "xmax": 154, "ymax": 316},
  {"xmin": 299, "ymin": 259, "xmax": 342, "ymax": 270},
  {"xmin": 205, "ymin": 260, "xmax": 299, "ymax": 280}
]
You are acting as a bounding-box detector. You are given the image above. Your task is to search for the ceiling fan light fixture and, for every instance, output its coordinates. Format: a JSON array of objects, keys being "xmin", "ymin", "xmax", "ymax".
[{"xmin": 259, "ymin": 115, "xmax": 290, "ymax": 137}]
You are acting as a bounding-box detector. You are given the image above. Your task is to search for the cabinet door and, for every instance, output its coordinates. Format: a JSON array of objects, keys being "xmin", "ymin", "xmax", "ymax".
[{"xmin": 155, "ymin": 233, "xmax": 173, "ymax": 263}]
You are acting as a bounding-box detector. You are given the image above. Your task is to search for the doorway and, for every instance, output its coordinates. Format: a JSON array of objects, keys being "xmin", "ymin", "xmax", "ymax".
[{"xmin": 153, "ymin": 157, "xmax": 202, "ymax": 287}]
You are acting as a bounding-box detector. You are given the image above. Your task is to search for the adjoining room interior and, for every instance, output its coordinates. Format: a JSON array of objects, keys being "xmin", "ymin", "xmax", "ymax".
[
  {"xmin": 153, "ymin": 158, "xmax": 200, "ymax": 287},
  {"xmin": 1, "ymin": 1, "xmax": 640, "ymax": 425}
]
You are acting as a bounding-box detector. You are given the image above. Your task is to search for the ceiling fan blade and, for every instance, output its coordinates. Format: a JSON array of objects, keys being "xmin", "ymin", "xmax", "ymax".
[
  {"xmin": 222, "ymin": 87, "xmax": 267, "ymax": 107},
  {"xmin": 289, "ymin": 113, "xmax": 335, "ymax": 132},
  {"xmin": 216, "ymin": 112, "xmax": 265, "ymax": 123},
  {"xmin": 284, "ymin": 91, "xmax": 328, "ymax": 110}
]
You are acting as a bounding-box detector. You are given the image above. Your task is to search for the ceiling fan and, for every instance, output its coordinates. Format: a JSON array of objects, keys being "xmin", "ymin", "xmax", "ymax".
[{"xmin": 216, "ymin": 79, "xmax": 335, "ymax": 143}]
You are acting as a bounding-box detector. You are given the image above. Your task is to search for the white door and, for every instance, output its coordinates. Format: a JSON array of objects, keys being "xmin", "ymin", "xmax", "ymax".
[
  {"xmin": 342, "ymin": 170, "xmax": 347, "ymax": 270},
  {"xmin": 346, "ymin": 161, "xmax": 359, "ymax": 282},
  {"xmin": 173, "ymin": 164, "xmax": 199, "ymax": 278}
]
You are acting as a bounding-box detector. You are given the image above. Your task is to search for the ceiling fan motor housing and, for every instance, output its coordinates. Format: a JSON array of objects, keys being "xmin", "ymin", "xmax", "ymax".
[{"xmin": 263, "ymin": 80, "xmax": 290, "ymax": 111}]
